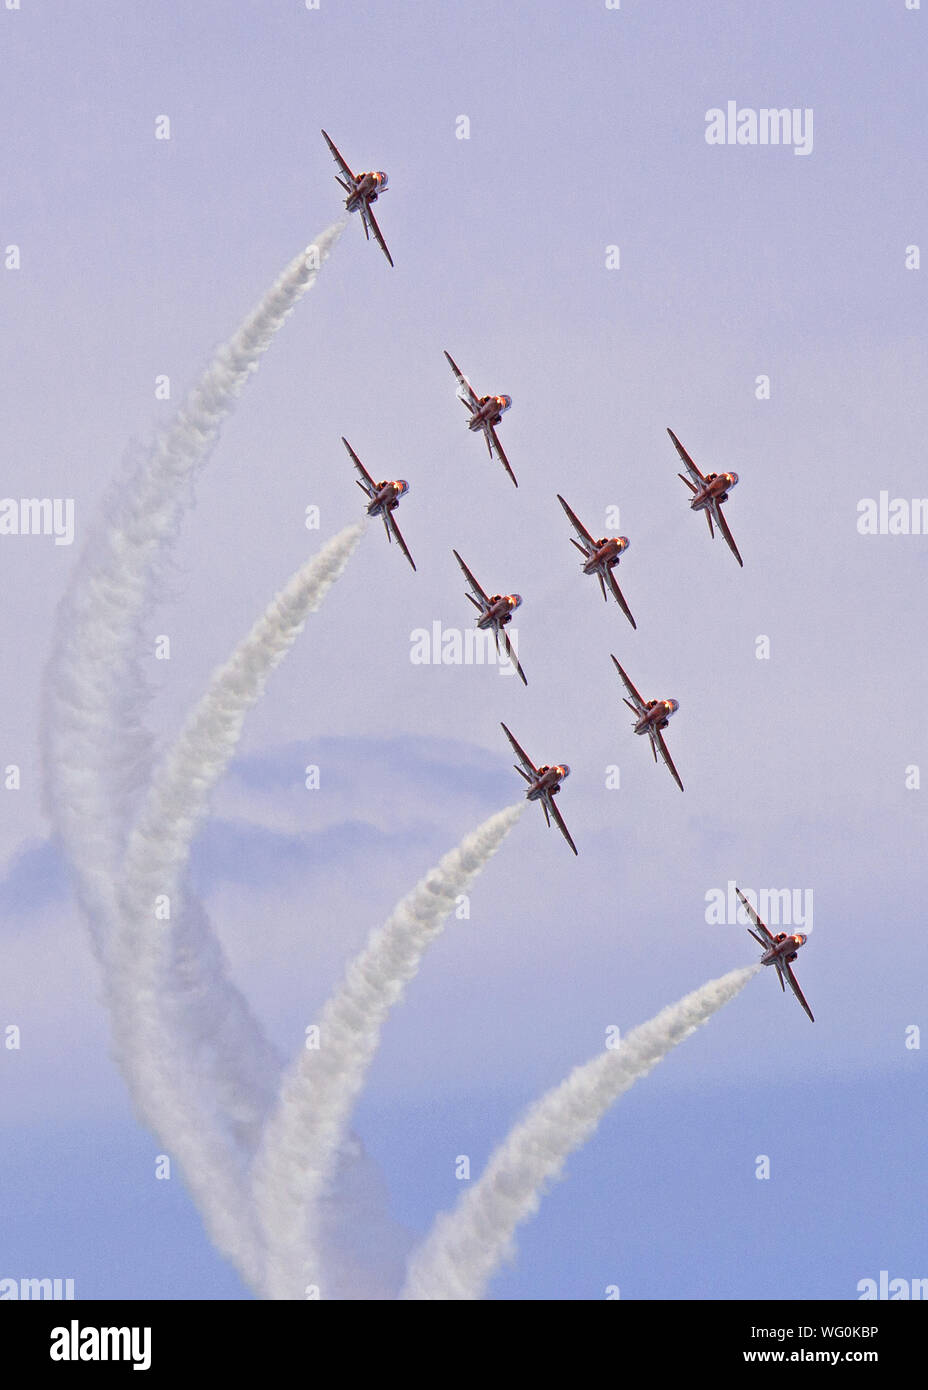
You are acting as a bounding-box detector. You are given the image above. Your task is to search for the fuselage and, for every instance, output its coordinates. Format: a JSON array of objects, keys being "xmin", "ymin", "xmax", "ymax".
[
  {"xmin": 367, "ymin": 479, "xmax": 408, "ymax": 516},
  {"xmin": 527, "ymin": 764, "xmax": 569, "ymax": 800},
  {"xmin": 762, "ymin": 932, "xmax": 807, "ymax": 968},
  {"xmin": 478, "ymin": 594, "xmax": 521, "ymax": 629},
  {"xmin": 470, "ymin": 394, "xmax": 512, "ymax": 430},
  {"xmin": 584, "ymin": 536, "xmax": 629, "ymax": 573},
  {"xmin": 634, "ymin": 699, "xmax": 679, "ymax": 736},
  {"xmin": 691, "ymin": 471, "xmax": 738, "ymax": 511},
  {"xmin": 346, "ymin": 171, "xmax": 388, "ymax": 212}
]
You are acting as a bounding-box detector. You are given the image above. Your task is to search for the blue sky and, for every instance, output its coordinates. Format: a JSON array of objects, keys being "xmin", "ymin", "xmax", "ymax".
[{"xmin": 1, "ymin": 0, "xmax": 926, "ymax": 1299}]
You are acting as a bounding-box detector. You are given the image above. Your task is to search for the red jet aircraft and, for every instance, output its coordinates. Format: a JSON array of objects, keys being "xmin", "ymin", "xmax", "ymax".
[
  {"xmin": 342, "ymin": 437, "xmax": 415, "ymax": 571},
  {"xmin": 667, "ymin": 428, "xmax": 743, "ymax": 567},
  {"xmin": 737, "ymin": 886, "xmax": 814, "ymax": 1022},
  {"xmin": 321, "ymin": 130, "xmax": 393, "ymax": 267},
  {"xmin": 453, "ymin": 550, "xmax": 526, "ymax": 685},
  {"xmin": 443, "ymin": 350, "xmax": 517, "ymax": 487},
  {"xmin": 611, "ymin": 656, "xmax": 683, "ymax": 791},
  {"xmin": 557, "ymin": 495, "xmax": 636, "ymax": 629},
  {"xmin": 501, "ymin": 723, "xmax": 576, "ymax": 855}
]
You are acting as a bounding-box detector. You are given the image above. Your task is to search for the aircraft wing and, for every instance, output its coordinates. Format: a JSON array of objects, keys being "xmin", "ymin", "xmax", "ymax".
[
  {"xmin": 711, "ymin": 498, "xmax": 744, "ymax": 567},
  {"xmin": 488, "ymin": 423, "xmax": 518, "ymax": 488},
  {"xmin": 667, "ymin": 428, "xmax": 706, "ymax": 488},
  {"xmin": 606, "ymin": 566, "xmax": 637, "ymax": 630},
  {"xmin": 321, "ymin": 130, "xmax": 356, "ymax": 185},
  {"xmin": 610, "ymin": 656, "xmax": 647, "ymax": 715},
  {"xmin": 386, "ymin": 511, "xmax": 416, "ymax": 571},
  {"xmin": 499, "ymin": 625, "xmax": 527, "ymax": 686},
  {"xmin": 444, "ymin": 351, "xmax": 480, "ymax": 412},
  {"xmin": 735, "ymin": 887, "xmax": 777, "ymax": 945},
  {"xmin": 500, "ymin": 722, "xmax": 538, "ymax": 779},
  {"xmin": 363, "ymin": 202, "xmax": 394, "ymax": 268},
  {"xmin": 342, "ymin": 436, "xmax": 376, "ymax": 497},
  {"xmin": 784, "ymin": 962, "xmax": 815, "ymax": 1022},
  {"xmin": 654, "ymin": 727, "xmax": 684, "ymax": 792},
  {"xmin": 557, "ymin": 494, "xmax": 595, "ymax": 552},
  {"xmin": 452, "ymin": 549, "xmax": 489, "ymax": 607},
  {"xmin": 547, "ymin": 793, "xmax": 578, "ymax": 856}
]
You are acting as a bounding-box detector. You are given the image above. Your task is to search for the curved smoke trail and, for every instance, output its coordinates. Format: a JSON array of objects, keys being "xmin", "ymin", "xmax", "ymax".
[
  {"xmin": 108, "ymin": 524, "xmax": 366, "ymax": 1291},
  {"xmin": 45, "ymin": 221, "xmax": 345, "ymax": 956},
  {"xmin": 43, "ymin": 223, "xmax": 345, "ymax": 1290},
  {"xmin": 401, "ymin": 964, "xmax": 759, "ymax": 1300},
  {"xmin": 253, "ymin": 802, "xmax": 526, "ymax": 1300}
]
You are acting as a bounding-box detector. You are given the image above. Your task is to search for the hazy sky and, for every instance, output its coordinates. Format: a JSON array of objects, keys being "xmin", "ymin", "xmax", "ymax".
[{"xmin": 2, "ymin": 0, "xmax": 926, "ymax": 1299}]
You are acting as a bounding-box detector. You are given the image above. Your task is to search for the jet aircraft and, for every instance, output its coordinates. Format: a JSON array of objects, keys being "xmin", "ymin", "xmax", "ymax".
[
  {"xmin": 501, "ymin": 723, "xmax": 576, "ymax": 855},
  {"xmin": 667, "ymin": 428, "xmax": 743, "ymax": 567},
  {"xmin": 737, "ymin": 886, "xmax": 814, "ymax": 1022},
  {"xmin": 443, "ymin": 350, "xmax": 517, "ymax": 487},
  {"xmin": 342, "ymin": 437, "xmax": 415, "ymax": 570},
  {"xmin": 321, "ymin": 130, "xmax": 393, "ymax": 267},
  {"xmin": 611, "ymin": 656, "xmax": 683, "ymax": 791},
  {"xmin": 557, "ymin": 494, "xmax": 636, "ymax": 629},
  {"xmin": 453, "ymin": 550, "xmax": 526, "ymax": 685}
]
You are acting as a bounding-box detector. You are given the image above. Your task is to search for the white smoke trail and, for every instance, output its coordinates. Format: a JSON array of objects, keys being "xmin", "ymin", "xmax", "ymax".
[
  {"xmin": 401, "ymin": 964, "xmax": 760, "ymax": 1300},
  {"xmin": 107, "ymin": 523, "xmax": 365, "ymax": 1291},
  {"xmin": 253, "ymin": 802, "xmax": 526, "ymax": 1300},
  {"xmin": 45, "ymin": 221, "xmax": 345, "ymax": 955},
  {"xmin": 42, "ymin": 225, "xmax": 345, "ymax": 1289}
]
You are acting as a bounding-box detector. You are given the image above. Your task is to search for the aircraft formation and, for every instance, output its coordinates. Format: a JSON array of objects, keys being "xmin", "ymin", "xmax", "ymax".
[{"xmin": 323, "ymin": 131, "xmax": 812, "ymax": 1023}]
